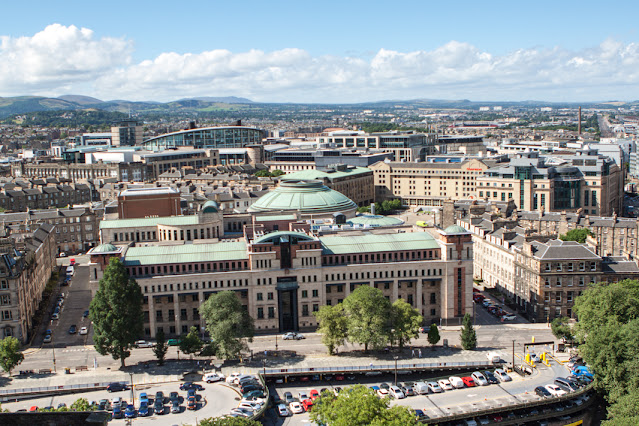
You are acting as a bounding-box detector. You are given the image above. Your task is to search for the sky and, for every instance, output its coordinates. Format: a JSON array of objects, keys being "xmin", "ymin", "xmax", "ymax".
[{"xmin": 1, "ymin": 0, "xmax": 639, "ymax": 104}]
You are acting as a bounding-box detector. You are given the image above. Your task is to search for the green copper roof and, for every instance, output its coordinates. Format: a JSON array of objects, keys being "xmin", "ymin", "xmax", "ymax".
[
  {"xmin": 123, "ymin": 241, "xmax": 248, "ymax": 266},
  {"xmin": 348, "ymin": 215, "xmax": 404, "ymax": 227},
  {"xmin": 443, "ymin": 225, "xmax": 469, "ymax": 234},
  {"xmin": 100, "ymin": 215, "xmax": 199, "ymax": 229},
  {"xmin": 248, "ymin": 180, "xmax": 357, "ymax": 214},
  {"xmin": 202, "ymin": 200, "xmax": 219, "ymax": 213},
  {"xmin": 320, "ymin": 232, "xmax": 439, "ymax": 255},
  {"xmin": 283, "ymin": 167, "xmax": 371, "ymax": 181},
  {"xmin": 253, "ymin": 231, "xmax": 316, "ymax": 244},
  {"xmin": 92, "ymin": 243, "xmax": 118, "ymax": 253}
]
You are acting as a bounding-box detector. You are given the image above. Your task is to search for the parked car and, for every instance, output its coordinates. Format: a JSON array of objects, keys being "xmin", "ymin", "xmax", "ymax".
[
  {"xmin": 180, "ymin": 382, "xmax": 204, "ymax": 391},
  {"xmin": 83, "ymin": 310, "xmax": 90, "ymax": 318},
  {"xmin": 302, "ymin": 399, "xmax": 314, "ymax": 411},
  {"xmin": 483, "ymin": 370, "xmax": 499, "ymax": 384},
  {"xmin": 298, "ymin": 391, "xmax": 309, "ymax": 401},
  {"xmin": 438, "ymin": 379, "xmax": 453, "ymax": 390},
  {"xmin": 124, "ymin": 405, "xmax": 136, "ymax": 418},
  {"xmin": 169, "ymin": 392, "xmax": 179, "ymax": 402},
  {"xmin": 226, "ymin": 372, "xmax": 241, "ymax": 384},
  {"xmin": 545, "ymin": 384, "xmax": 567, "ymax": 397},
  {"xmin": 289, "ymin": 401, "xmax": 304, "ymax": 414},
  {"xmin": 79, "ymin": 327, "xmax": 88, "ymax": 335},
  {"xmin": 310, "ymin": 389, "xmax": 320, "ymax": 401},
  {"xmin": 167, "ymin": 339, "xmax": 179, "ymax": 346},
  {"xmin": 277, "ymin": 403, "xmax": 290, "ymax": 416},
  {"xmin": 449, "ymin": 376, "xmax": 465, "ymax": 388},
  {"xmin": 107, "ymin": 383, "xmax": 127, "ymax": 392},
  {"xmin": 389, "ymin": 385, "xmax": 405, "ymax": 399},
  {"xmin": 204, "ymin": 372, "xmax": 225, "ymax": 382},
  {"xmin": 139, "ymin": 393, "xmax": 148, "ymax": 404},
  {"xmin": 112, "ymin": 406, "xmax": 122, "ymax": 419},
  {"xmin": 135, "ymin": 340, "xmax": 153, "ymax": 348},
  {"xmin": 243, "ymin": 390, "xmax": 266, "ymax": 399},
  {"xmin": 187, "ymin": 396, "xmax": 197, "ymax": 410},
  {"xmin": 555, "ymin": 377, "xmax": 579, "ymax": 392},
  {"xmin": 494, "ymin": 369, "xmax": 512, "ymax": 382},
  {"xmin": 155, "ymin": 391, "xmax": 165, "ymax": 403},
  {"xmin": 154, "ymin": 399, "xmax": 165, "ymax": 414},
  {"xmin": 282, "ymin": 332, "xmax": 305, "ymax": 340},
  {"xmin": 427, "ymin": 381, "xmax": 443, "ymax": 393},
  {"xmin": 283, "ymin": 391, "xmax": 294, "ymax": 404},
  {"xmin": 502, "ymin": 314, "xmax": 517, "ymax": 321},
  {"xmin": 68, "ymin": 324, "xmax": 77, "ymax": 334},
  {"xmin": 461, "ymin": 376, "xmax": 476, "ymax": 387},
  {"xmin": 171, "ymin": 400, "xmax": 181, "ymax": 414},
  {"xmin": 535, "ymin": 386, "xmax": 552, "ymax": 398},
  {"xmin": 138, "ymin": 402, "xmax": 149, "ymax": 416},
  {"xmin": 43, "ymin": 334, "xmax": 52, "ymax": 343},
  {"xmin": 471, "ymin": 371, "xmax": 489, "ymax": 386},
  {"xmin": 377, "ymin": 388, "xmax": 390, "ymax": 398}
]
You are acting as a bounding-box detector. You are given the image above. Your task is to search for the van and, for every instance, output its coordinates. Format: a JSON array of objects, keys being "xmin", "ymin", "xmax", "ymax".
[
  {"xmin": 413, "ymin": 382, "xmax": 429, "ymax": 395},
  {"xmin": 486, "ymin": 352, "xmax": 501, "ymax": 363}
]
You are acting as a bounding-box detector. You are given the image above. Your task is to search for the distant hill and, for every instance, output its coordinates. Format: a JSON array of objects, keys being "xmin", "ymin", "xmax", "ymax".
[
  {"xmin": 57, "ymin": 95, "xmax": 104, "ymax": 105},
  {"xmin": 180, "ymin": 96, "xmax": 253, "ymax": 104}
]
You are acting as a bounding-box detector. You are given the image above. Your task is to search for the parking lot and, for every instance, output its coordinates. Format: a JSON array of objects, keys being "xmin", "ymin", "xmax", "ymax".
[
  {"xmin": 2, "ymin": 380, "xmax": 239, "ymax": 424},
  {"xmin": 265, "ymin": 360, "xmax": 582, "ymax": 425}
]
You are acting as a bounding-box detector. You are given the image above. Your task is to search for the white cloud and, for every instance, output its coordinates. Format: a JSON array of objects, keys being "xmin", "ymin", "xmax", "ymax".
[{"xmin": 1, "ymin": 25, "xmax": 639, "ymax": 102}]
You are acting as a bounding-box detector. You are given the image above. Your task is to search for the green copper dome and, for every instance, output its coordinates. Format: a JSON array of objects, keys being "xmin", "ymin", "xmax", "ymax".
[
  {"xmin": 248, "ymin": 180, "xmax": 357, "ymax": 216},
  {"xmin": 443, "ymin": 224, "xmax": 469, "ymax": 234},
  {"xmin": 202, "ymin": 200, "xmax": 219, "ymax": 213},
  {"xmin": 92, "ymin": 243, "xmax": 118, "ymax": 253}
]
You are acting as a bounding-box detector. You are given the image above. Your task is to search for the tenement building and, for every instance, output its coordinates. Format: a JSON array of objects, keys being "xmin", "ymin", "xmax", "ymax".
[{"xmin": 90, "ymin": 200, "xmax": 473, "ymax": 339}]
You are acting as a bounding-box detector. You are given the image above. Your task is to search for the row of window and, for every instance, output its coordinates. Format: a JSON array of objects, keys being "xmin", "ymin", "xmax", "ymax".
[{"xmin": 543, "ymin": 262, "xmax": 596, "ymax": 272}]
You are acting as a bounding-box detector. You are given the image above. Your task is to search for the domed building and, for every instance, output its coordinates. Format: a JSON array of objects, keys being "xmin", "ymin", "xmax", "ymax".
[{"xmin": 247, "ymin": 180, "xmax": 358, "ymax": 219}]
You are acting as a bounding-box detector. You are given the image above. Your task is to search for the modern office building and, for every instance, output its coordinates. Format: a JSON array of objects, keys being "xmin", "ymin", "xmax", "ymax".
[
  {"xmin": 143, "ymin": 126, "xmax": 264, "ymax": 151},
  {"xmin": 111, "ymin": 120, "xmax": 143, "ymax": 147},
  {"xmin": 476, "ymin": 149, "xmax": 622, "ymax": 216}
]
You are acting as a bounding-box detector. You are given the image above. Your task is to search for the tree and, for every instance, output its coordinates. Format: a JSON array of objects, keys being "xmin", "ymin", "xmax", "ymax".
[
  {"xmin": 427, "ymin": 323, "xmax": 440, "ymax": 349},
  {"xmin": 198, "ymin": 417, "xmax": 262, "ymax": 426},
  {"xmin": 343, "ymin": 286, "xmax": 391, "ymax": 351},
  {"xmin": 460, "ymin": 313, "xmax": 477, "ymax": 350},
  {"xmin": 153, "ymin": 329, "xmax": 169, "ymax": 366},
  {"xmin": 180, "ymin": 326, "xmax": 203, "ymax": 358},
  {"xmin": 574, "ymin": 279, "xmax": 639, "ymax": 423},
  {"xmin": 89, "ymin": 257, "xmax": 144, "ymax": 367},
  {"xmin": 550, "ymin": 317, "xmax": 574, "ymax": 343},
  {"xmin": 70, "ymin": 398, "xmax": 92, "ymax": 411},
  {"xmin": 199, "ymin": 291, "xmax": 254, "ymax": 360},
  {"xmin": 310, "ymin": 384, "xmax": 419, "ymax": 426},
  {"xmin": 0, "ymin": 337, "xmax": 24, "ymax": 375},
  {"xmin": 389, "ymin": 299, "xmax": 422, "ymax": 350},
  {"xmin": 271, "ymin": 169, "xmax": 285, "ymax": 177},
  {"xmin": 559, "ymin": 228, "xmax": 593, "ymax": 243},
  {"xmin": 313, "ymin": 304, "xmax": 348, "ymax": 355}
]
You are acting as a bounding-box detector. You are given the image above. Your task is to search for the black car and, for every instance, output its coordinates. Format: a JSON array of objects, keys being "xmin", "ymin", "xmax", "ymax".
[
  {"xmin": 106, "ymin": 382, "xmax": 128, "ymax": 392},
  {"xmin": 535, "ymin": 386, "xmax": 552, "ymax": 398},
  {"xmin": 68, "ymin": 324, "xmax": 77, "ymax": 334},
  {"xmin": 179, "ymin": 382, "xmax": 204, "ymax": 391},
  {"xmin": 154, "ymin": 400, "xmax": 165, "ymax": 415},
  {"xmin": 155, "ymin": 391, "xmax": 165, "ymax": 403},
  {"xmin": 240, "ymin": 384, "xmax": 263, "ymax": 394},
  {"xmin": 483, "ymin": 370, "xmax": 499, "ymax": 384},
  {"xmin": 379, "ymin": 383, "xmax": 390, "ymax": 390},
  {"xmin": 169, "ymin": 391, "xmax": 180, "ymax": 402}
]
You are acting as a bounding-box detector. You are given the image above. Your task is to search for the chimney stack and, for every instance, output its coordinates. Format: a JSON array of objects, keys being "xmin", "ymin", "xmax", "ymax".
[{"xmin": 578, "ymin": 107, "xmax": 582, "ymax": 135}]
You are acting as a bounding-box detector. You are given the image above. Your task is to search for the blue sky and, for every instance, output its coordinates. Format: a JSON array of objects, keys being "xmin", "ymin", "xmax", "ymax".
[{"xmin": 1, "ymin": 0, "xmax": 639, "ymax": 103}]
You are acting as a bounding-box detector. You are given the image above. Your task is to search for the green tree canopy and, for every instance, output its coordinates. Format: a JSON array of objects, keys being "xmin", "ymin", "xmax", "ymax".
[
  {"xmin": 343, "ymin": 286, "xmax": 391, "ymax": 351},
  {"xmin": 550, "ymin": 317, "xmax": 574, "ymax": 342},
  {"xmin": 427, "ymin": 323, "xmax": 440, "ymax": 348},
  {"xmin": 199, "ymin": 291, "xmax": 254, "ymax": 360},
  {"xmin": 310, "ymin": 385, "xmax": 419, "ymax": 426},
  {"xmin": 389, "ymin": 298, "xmax": 422, "ymax": 350},
  {"xmin": 574, "ymin": 279, "xmax": 639, "ymax": 424},
  {"xmin": 179, "ymin": 326, "xmax": 203, "ymax": 358},
  {"xmin": 460, "ymin": 313, "xmax": 477, "ymax": 350},
  {"xmin": 198, "ymin": 417, "xmax": 262, "ymax": 426},
  {"xmin": 70, "ymin": 398, "xmax": 92, "ymax": 411},
  {"xmin": 0, "ymin": 337, "xmax": 24, "ymax": 375},
  {"xmin": 559, "ymin": 228, "xmax": 593, "ymax": 243},
  {"xmin": 313, "ymin": 304, "xmax": 348, "ymax": 355},
  {"xmin": 89, "ymin": 257, "xmax": 144, "ymax": 367},
  {"xmin": 153, "ymin": 329, "xmax": 168, "ymax": 366}
]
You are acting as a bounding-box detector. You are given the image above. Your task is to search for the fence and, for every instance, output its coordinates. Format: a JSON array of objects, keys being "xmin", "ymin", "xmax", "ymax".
[
  {"xmin": 262, "ymin": 360, "xmax": 493, "ymax": 376},
  {"xmin": 0, "ymin": 381, "xmax": 128, "ymax": 401}
]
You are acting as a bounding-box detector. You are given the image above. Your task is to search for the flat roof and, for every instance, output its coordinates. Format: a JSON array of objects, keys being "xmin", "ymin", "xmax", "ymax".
[
  {"xmin": 124, "ymin": 241, "xmax": 248, "ymax": 266},
  {"xmin": 100, "ymin": 215, "xmax": 199, "ymax": 229},
  {"xmin": 320, "ymin": 232, "xmax": 439, "ymax": 255}
]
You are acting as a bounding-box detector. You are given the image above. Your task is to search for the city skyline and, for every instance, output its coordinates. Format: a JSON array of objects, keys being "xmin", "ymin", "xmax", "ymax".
[{"xmin": 1, "ymin": 0, "xmax": 639, "ymax": 103}]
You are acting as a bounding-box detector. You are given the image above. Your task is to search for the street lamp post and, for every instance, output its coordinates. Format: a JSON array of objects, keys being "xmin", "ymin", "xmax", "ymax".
[
  {"xmin": 275, "ymin": 334, "xmax": 278, "ymax": 352},
  {"xmin": 394, "ymin": 356, "xmax": 399, "ymax": 386},
  {"xmin": 512, "ymin": 340, "xmax": 516, "ymax": 370},
  {"xmin": 129, "ymin": 372, "xmax": 135, "ymax": 406},
  {"xmin": 262, "ymin": 359, "xmax": 266, "ymax": 377}
]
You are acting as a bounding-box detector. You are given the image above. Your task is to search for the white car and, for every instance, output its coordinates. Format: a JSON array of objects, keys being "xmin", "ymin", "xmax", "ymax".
[
  {"xmin": 282, "ymin": 332, "xmax": 305, "ymax": 340},
  {"xmin": 204, "ymin": 372, "xmax": 225, "ymax": 383},
  {"xmin": 298, "ymin": 391, "xmax": 309, "ymax": 401},
  {"xmin": 289, "ymin": 401, "xmax": 304, "ymax": 414},
  {"xmin": 226, "ymin": 372, "xmax": 241, "ymax": 384},
  {"xmin": 449, "ymin": 376, "xmax": 465, "ymax": 389},
  {"xmin": 438, "ymin": 379, "xmax": 453, "ymax": 390},
  {"xmin": 494, "ymin": 369, "xmax": 512, "ymax": 382},
  {"xmin": 427, "ymin": 382, "xmax": 443, "ymax": 393},
  {"xmin": 471, "ymin": 371, "xmax": 489, "ymax": 386},
  {"xmin": 135, "ymin": 340, "xmax": 154, "ymax": 348},
  {"xmin": 79, "ymin": 327, "xmax": 88, "ymax": 335},
  {"xmin": 389, "ymin": 386, "xmax": 405, "ymax": 399},
  {"xmin": 545, "ymin": 384, "xmax": 567, "ymax": 397},
  {"xmin": 377, "ymin": 388, "xmax": 390, "ymax": 398},
  {"xmin": 502, "ymin": 314, "xmax": 517, "ymax": 321},
  {"xmin": 277, "ymin": 403, "xmax": 290, "ymax": 416}
]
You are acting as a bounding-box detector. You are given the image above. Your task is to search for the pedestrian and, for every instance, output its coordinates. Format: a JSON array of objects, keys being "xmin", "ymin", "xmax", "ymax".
[
  {"xmin": 419, "ymin": 349, "xmax": 422, "ymax": 358},
  {"xmin": 411, "ymin": 349, "xmax": 415, "ymax": 357}
]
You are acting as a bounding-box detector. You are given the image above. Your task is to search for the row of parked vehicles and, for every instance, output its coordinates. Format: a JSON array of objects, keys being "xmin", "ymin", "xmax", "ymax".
[
  {"xmin": 224, "ymin": 373, "xmax": 266, "ymax": 419},
  {"xmin": 105, "ymin": 382, "xmax": 203, "ymax": 419},
  {"xmin": 474, "ymin": 293, "xmax": 516, "ymax": 321}
]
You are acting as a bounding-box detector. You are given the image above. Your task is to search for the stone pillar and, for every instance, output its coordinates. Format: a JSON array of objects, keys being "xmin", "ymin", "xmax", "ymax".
[
  {"xmin": 174, "ymin": 297, "xmax": 182, "ymax": 336},
  {"xmin": 416, "ymin": 279, "xmax": 423, "ymax": 316},
  {"xmin": 148, "ymin": 296, "xmax": 156, "ymax": 338},
  {"xmin": 392, "ymin": 280, "xmax": 399, "ymax": 302}
]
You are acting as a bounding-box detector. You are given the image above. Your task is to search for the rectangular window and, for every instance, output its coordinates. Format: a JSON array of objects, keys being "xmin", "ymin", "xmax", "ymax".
[
  {"xmin": 256, "ymin": 293, "xmax": 263, "ymax": 301},
  {"xmin": 312, "ymin": 289, "xmax": 318, "ymax": 298},
  {"xmin": 302, "ymin": 304, "xmax": 309, "ymax": 316},
  {"xmin": 267, "ymin": 292, "xmax": 274, "ymax": 300},
  {"xmin": 312, "ymin": 304, "xmax": 319, "ymax": 312},
  {"xmin": 268, "ymin": 307, "xmax": 275, "ymax": 318},
  {"xmin": 0, "ymin": 294, "xmax": 10, "ymax": 305},
  {"xmin": 257, "ymin": 308, "xmax": 264, "ymax": 319},
  {"xmin": 301, "ymin": 290, "xmax": 308, "ymax": 298}
]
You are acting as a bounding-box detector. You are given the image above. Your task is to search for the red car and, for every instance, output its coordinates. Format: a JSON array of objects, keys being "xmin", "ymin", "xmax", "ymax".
[
  {"xmin": 309, "ymin": 389, "xmax": 320, "ymax": 401},
  {"xmin": 335, "ymin": 374, "xmax": 345, "ymax": 381},
  {"xmin": 299, "ymin": 376, "xmax": 310, "ymax": 382},
  {"xmin": 491, "ymin": 413, "xmax": 503, "ymax": 422},
  {"xmin": 302, "ymin": 399, "xmax": 314, "ymax": 412},
  {"xmin": 461, "ymin": 376, "xmax": 476, "ymax": 387}
]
